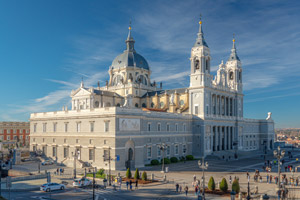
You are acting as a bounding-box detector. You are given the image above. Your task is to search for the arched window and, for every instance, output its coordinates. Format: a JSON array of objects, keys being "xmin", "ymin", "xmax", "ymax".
[
  {"xmin": 206, "ymin": 59, "xmax": 209, "ymax": 71},
  {"xmin": 116, "ymin": 103, "xmax": 121, "ymax": 107},
  {"xmin": 229, "ymin": 71, "xmax": 234, "ymax": 80},
  {"xmin": 195, "ymin": 59, "xmax": 200, "ymax": 70},
  {"xmin": 104, "ymin": 102, "xmax": 111, "ymax": 107},
  {"xmin": 160, "ymin": 102, "xmax": 164, "ymax": 108},
  {"xmin": 151, "ymin": 102, "xmax": 155, "ymax": 108},
  {"xmin": 94, "ymin": 101, "xmax": 99, "ymax": 108},
  {"xmin": 135, "ymin": 103, "xmax": 139, "ymax": 108},
  {"xmin": 136, "ymin": 75, "xmax": 148, "ymax": 85},
  {"xmin": 142, "ymin": 103, "xmax": 146, "ymax": 108},
  {"xmin": 239, "ymin": 71, "xmax": 242, "ymax": 81},
  {"xmin": 179, "ymin": 100, "xmax": 184, "ymax": 106},
  {"xmin": 112, "ymin": 75, "xmax": 123, "ymax": 86}
]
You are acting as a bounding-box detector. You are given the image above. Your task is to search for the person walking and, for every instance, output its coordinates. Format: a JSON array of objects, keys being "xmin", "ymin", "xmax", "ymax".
[
  {"xmin": 129, "ymin": 180, "xmax": 132, "ymax": 191},
  {"xmin": 267, "ymin": 174, "xmax": 269, "ymax": 184},
  {"xmin": 260, "ymin": 176, "xmax": 262, "ymax": 183},
  {"xmin": 296, "ymin": 177, "xmax": 299, "ymax": 186},
  {"xmin": 270, "ymin": 175, "xmax": 272, "ymax": 184},
  {"xmin": 176, "ymin": 183, "xmax": 179, "ymax": 193},
  {"xmin": 135, "ymin": 179, "xmax": 138, "ymax": 190},
  {"xmin": 277, "ymin": 189, "xmax": 281, "ymax": 200},
  {"xmin": 195, "ymin": 186, "xmax": 198, "ymax": 196},
  {"xmin": 56, "ymin": 168, "xmax": 59, "ymax": 175},
  {"xmin": 184, "ymin": 186, "xmax": 188, "ymax": 196},
  {"xmin": 62, "ymin": 168, "xmax": 64, "ymax": 175},
  {"xmin": 193, "ymin": 175, "xmax": 196, "ymax": 182},
  {"xmin": 179, "ymin": 185, "xmax": 182, "ymax": 193},
  {"xmin": 126, "ymin": 180, "xmax": 129, "ymax": 190}
]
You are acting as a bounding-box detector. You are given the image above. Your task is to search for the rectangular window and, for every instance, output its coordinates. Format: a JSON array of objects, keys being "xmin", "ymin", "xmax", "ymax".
[
  {"xmin": 183, "ymin": 144, "xmax": 187, "ymax": 154},
  {"xmin": 52, "ymin": 146, "xmax": 56, "ymax": 157},
  {"xmin": 53, "ymin": 123, "xmax": 57, "ymax": 132},
  {"xmin": 13, "ymin": 129, "xmax": 16, "ymax": 134},
  {"xmin": 157, "ymin": 123, "xmax": 161, "ymax": 131},
  {"xmin": 26, "ymin": 129, "xmax": 29, "ymax": 133},
  {"xmin": 89, "ymin": 149, "xmax": 95, "ymax": 161},
  {"xmin": 195, "ymin": 105, "xmax": 199, "ymax": 115},
  {"xmin": 166, "ymin": 146, "xmax": 170, "ymax": 155},
  {"xmin": 64, "ymin": 138, "xmax": 67, "ymax": 143},
  {"xmin": 90, "ymin": 122, "xmax": 94, "ymax": 132},
  {"xmin": 157, "ymin": 147, "xmax": 161, "ymax": 157},
  {"xmin": 103, "ymin": 149, "xmax": 109, "ymax": 161},
  {"xmin": 166, "ymin": 124, "xmax": 170, "ymax": 132},
  {"xmin": 89, "ymin": 139, "xmax": 93, "ymax": 144},
  {"xmin": 104, "ymin": 140, "xmax": 107, "ymax": 144},
  {"xmin": 105, "ymin": 121, "xmax": 109, "ymax": 132},
  {"xmin": 7, "ymin": 136, "xmax": 10, "ymax": 140},
  {"xmin": 175, "ymin": 145, "xmax": 179, "ymax": 155},
  {"xmin": 63, "ymin": 147, "xmax": 68, "ymax": 158},
  {"xmin": 43, "ymin": 123, "xmax": 47, "ymax": 133},
  {"xmin": 183, "ymin": 124, "xmax": 186, "ymax": 132},
  {"xmin": 34, "ymin": 124, "xmax": 37, "ymax": 133},
  {"xmin": 64, "ymin": 123, "xmax": 68, "ymax": 132},
  {"xmin": 0, "ymin": 129, "xmax": 3, "ymax": 134},
  {"xmin": 7, "ymin": 129, "xmax": 10, "ymax": 134},
  {"xmin": 175, "ymin": 124, "xmax": 178, "ymax": 132},
  {"xmin": 148, "ymin": 123, "xmax": 151, "ymax": 131},
  {"xmin": 147, "ymin": 147, "xmax": 152, "ymax": 158},
  {"xmin": 76, "ymin": 139, "xmax": 80, "ymax": 143},
  {"xmin": 76, "ymin": 122, "xmax": 81, "ymax": 132},
  {"xmin": 20, "ymin": 135, "xmax": 23, "ymax": 139}
]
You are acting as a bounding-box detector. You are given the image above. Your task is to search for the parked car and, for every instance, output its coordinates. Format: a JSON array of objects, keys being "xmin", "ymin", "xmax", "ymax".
[
  {"xmin": 41, "ymin": 160, "xmax": 54, "ymax": 165},
  {"xmin": 73, "ymin": 178, "xmax": 92, "ymax": 187},
  {"xmin": 40, "ymin": 183, "xmax": 65, "ymax": 192}
]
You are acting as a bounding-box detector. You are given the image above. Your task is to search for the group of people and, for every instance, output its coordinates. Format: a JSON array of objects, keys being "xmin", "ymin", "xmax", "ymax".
[
  {"xmin": 55, "ymin": 168, "xmax": 64, "ymax": 175},
  {"xmin": 125, "ymin": 179, "xmax": 138, "ymax": 191},
  {"xmin": 175, "ymin": 183, "xmax": 189, "ymax": 196}
]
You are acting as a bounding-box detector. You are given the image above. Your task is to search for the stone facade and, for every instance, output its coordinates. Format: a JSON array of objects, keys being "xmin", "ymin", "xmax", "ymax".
[{"xmin": 30, "ymin": 19, "xmax": 275, "ymax": 170}]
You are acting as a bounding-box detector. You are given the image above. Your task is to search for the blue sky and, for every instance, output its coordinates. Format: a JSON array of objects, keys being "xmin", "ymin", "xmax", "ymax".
[{"xmin": 0, "ymin": 0, "xmax": 299, "ymax": 128}]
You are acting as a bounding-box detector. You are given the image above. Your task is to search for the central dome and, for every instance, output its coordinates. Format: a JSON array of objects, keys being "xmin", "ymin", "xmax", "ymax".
[
  {"xmin": 110, "ymin": 24, "xmax": 149, "ymax": 71},
  {"xmin": 111, "ymin": 50, "xmax": 149, "ymax": 70}
]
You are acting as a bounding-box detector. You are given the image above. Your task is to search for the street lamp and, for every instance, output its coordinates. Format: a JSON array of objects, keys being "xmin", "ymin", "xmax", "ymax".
[
  {"xmin": 158, "ymin": 143, "xmax": 167, "ymax": 173},
  {"xmin": 247, "ymin": 175, "xmax": 250, "ymax": 200},
  {"xmin": 273, "ymin": 146, "xmax": 285, "ymax": 190},
  {"xmin": 72, "ymin": 150, "xmax": 79, "ymax": 179},
  {"xmin": 103, "ymin": 147, "xmax": 112, "ymax": 186},
  {"xmin": 198, "ymin": 157, "xmax": 208, "ymax": 200}
]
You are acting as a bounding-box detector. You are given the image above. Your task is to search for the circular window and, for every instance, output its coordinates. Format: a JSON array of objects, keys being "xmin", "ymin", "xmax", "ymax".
[{"xmin": 179, "ymin": 100, "xmax": 184, "ymax": 106}]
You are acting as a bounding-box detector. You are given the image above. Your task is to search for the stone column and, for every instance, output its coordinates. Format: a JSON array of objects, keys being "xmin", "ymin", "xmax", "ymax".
[
  {"xmin": 225, "ymin": 97, "xmax": 227, "ymax": 116},
  {"xmin": 224, "ymin": 126, "xmax": 228, "ymax": 150}
]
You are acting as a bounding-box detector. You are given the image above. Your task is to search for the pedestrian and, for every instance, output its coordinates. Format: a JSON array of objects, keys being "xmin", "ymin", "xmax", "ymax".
[
  {"xmin": 270, "ymin": 175, "xmax": 272, "ymax": 183},
  {"xmin": 267, "ymin": 174, "xmax": 269, "ymax": 184},
  {"xmin": 260, "ymin": 176, "xmax": 262, "ymax": 183},
  {"xmin": 176, "ymin": 183, "xmax": 179, "ymax": 193},
  {"xmin": 184, "ymin": 186, "xmax": 188, "ymax": 196},
  {"xmin": 277, "ymin": 189, "xmax": 281, "ymax": 200},
  {"xmin": 126, "ymin": 180, "xmax": 129, "ymax": 190},
  {"xmin": 62, "ymin": 168, "xmax": 64, "ymax": 175},
  {"xmin": 60, "ymin": 168, "xmax": 62, "ymax": 175},
  {"xmin": 179, "ymin": 185, "xmax": 182, "ymax": 193},
  {"xmin": 275, "ymin": 176, "xmax": 278, "ymax": 184},
  {"xmin": 129, "ymin": 180, "xmax": 132, "ymax": 191},
  {"xmin": 135, "ymin": 179, "xmax": 138, "ymax": 190},
  {"xmin": 296, "ymin": 178, "xmax": 299, "ymax": 186},
  {"xmin": 193, "ymin": 175, "xmax": 196, "ymax": 182},
  {"xmin": 195, "ymin": 186, "xmax": 198, "ymax": 196},
  {"xmin": 56, "ymin": 168, "xmax": 59, "ymax": 175},
  {"xmin": 229, "ymin": 176, "xmax": 232, "ymax": 184}
]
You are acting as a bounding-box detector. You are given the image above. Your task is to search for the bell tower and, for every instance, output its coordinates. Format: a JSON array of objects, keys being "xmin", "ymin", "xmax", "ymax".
[{"xmin": 190, "ymin": 17, "xmax": 211, "ymax": 88}]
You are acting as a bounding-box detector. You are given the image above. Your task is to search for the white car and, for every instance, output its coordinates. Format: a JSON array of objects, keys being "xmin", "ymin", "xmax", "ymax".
[
  {"xmin": 41, "ymin": 160, "xmax": 54, "ymax": 165},
  {"xmin": 73, "ymin": 178, "xmax": 92, "ymax": 187},
  {"xmin": 40, "ymin": 183, "xmax": 65, "ymax": 192}
]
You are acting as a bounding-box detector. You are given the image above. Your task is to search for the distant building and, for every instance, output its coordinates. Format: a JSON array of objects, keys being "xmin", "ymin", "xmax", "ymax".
[
  {"xmin": 0, "ymin": 122, "xmax": 30, "ymax": 148},
  {"xmin": 30, "ymin": 19, "xmax": 275, "ymax": 170}
]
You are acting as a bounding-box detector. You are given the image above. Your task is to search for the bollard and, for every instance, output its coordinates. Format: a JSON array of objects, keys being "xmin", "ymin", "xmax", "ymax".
[
  {"xmin": 164, "ymin": 175, "xmax": 167, "ymax": 182},
  {"xmin": 151, "ymin": 173, "xmax": 154, "ymax": 181}
]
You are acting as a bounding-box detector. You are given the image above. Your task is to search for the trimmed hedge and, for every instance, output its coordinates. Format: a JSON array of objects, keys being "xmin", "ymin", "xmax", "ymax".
[
  {"xmin": 186, "ymin": 155, "xmax": 194, "ymax": 160},
  {"xmin": 151, "ymin": 159, "xmax": 159, "ymax": 165},
  {"xmin": 208, "ymin": 176, "xmax": 216, "ymax": 191},
  {"xmin": 142, "ymin": 171, "xmax": 147, "ymax": 181},
  {"xmin": 134, "ymin": 168, "xmax": 140, "ymax": 180},
  {"xmin": 232, "ymin": 179, "xmax": 240, "ymax": 194},
  {"xmin": 126, "ymin": 168, "xmax": 132, "ymax": 179},
  {"xmin": 170, "ymin": 157, "xmax": 178, "ymax": 163},
  {"xmin": 220, "ymin": 178, "xmax": 228, "ymax": 192},
  {"xmin": 161, "ymin": 158, "xmax": 171, "ymax": 164}
]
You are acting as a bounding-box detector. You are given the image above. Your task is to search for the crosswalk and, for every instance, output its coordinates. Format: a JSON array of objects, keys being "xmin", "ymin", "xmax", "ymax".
[{"xmin": 80, "ymin": 187, "xmax": 122, "ymax": 200}]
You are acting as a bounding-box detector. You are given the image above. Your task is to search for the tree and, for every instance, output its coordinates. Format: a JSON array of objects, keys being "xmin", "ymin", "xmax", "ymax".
[
  {"xmin": 126, "ymin": 168, "xmax": 132, "ymax": 179},
  {"xmin": 151, "ymin": 159, "xmax": 159, "ymax": 165},
  {"xmin": 170, "ymin": 157, "xmax": 178, "ymax": 163},
  {"xmin": 232, "ymin": 179, "xmax": 240, "ymax": 194},
  {"xmin": 134, "ymin": 168, "xmax": 140, "ymax": 179},
  {"xmin": 220, "ymin": 178, "xmax": 228, "ymax": 192},
  {"xmin": 142, "ymin": 171, "xmax": 147, "ymax": 181},
  {"xmin": 208, "ymin": 176, "xmax": 216, "ymax": 191}
]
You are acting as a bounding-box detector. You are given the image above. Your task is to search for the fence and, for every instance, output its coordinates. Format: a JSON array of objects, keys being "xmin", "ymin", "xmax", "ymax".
[{"xmin": 2, "ymin": 173, "xmax": 47, "ymax": 182}]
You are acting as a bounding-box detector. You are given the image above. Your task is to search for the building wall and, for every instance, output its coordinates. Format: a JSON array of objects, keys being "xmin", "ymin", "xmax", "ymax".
[{"xmin": 0, "ymin": 122, "xmax": 30, "ymax": 147}]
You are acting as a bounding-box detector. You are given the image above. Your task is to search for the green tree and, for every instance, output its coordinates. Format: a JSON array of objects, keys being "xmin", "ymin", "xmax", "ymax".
[
  {"xmin": 219, "ymin": 178, "xmax": 228, "ymax": 192},
  {"xmin": 134, "ymin": 168, "xmax": 140, "ymax": 179},
  {"xmin": 231, "ymin": 179, "xmax": 240, "ymax": 194},
  {"xmin": 151, "ymin": 159, "xmax": 159, "ymax": 165},
  {"xmin": 208, "ymin": 176, "xmax": 216, "ymax": 191},
  {"xmin": 142, "ymin": 171, "xmax": 147, "ymax": 181},
  {"xmin": 126, "ymin": 168, "xmax": 132, "ymax": 179}
]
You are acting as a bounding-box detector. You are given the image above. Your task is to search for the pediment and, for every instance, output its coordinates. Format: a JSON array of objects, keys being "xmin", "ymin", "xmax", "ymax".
[{"xmin": 71, "ymin": 87, "xmax": 92, "ymax": 97}]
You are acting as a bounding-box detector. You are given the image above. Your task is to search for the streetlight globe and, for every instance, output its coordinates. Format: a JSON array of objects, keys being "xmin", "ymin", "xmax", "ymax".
[
  {"xmin": 273, "ymin": 150, "xmax": 277, "ymax": 156},
  {"xmin": 281, "ymin": 150, "xmax": 285, "ymax": 156},
  {"xmin": 198, "ymin": 160, "xmax": 201, "ymax": 166},
  {"xmin": 205, "ymin": 162, "xmax": 208, "ymax": 167}
]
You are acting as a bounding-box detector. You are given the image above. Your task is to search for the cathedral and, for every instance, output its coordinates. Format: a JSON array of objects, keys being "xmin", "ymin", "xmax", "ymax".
[{"xmin": 30, "ymin": 19, "xmax": 275, "ymax": 170}]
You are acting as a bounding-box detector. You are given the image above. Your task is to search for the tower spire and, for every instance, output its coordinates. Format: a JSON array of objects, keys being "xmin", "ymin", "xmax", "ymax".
[
  {"xmin": 228, "ymin": 34, "xmax": 240, "ymax": 61},
  {"xmin": 125, "ymin": 20, "xmax": 135, "ymax": 51},
  {"xmin": 194, "ymin": 14, "xmax": 208, "ymax": 47}
]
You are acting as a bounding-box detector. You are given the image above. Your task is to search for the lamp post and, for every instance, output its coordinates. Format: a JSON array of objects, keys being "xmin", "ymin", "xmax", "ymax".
[
  {"xmin": 247, "ymin": 175, "xmax": 250, "ymax": 200},
  {"xmin": 72, "ymin": 150, "xmax": 79, "ymax": 179},
  {"xmin": 198, "ymin": 157, "xmax": 208, "ymax": 200},
  {"xmin": 273, "ymin": 146, "xmax": 285, "ymax": 190},
  {"xmin": 103, "ymin": 147, "xmax": 112, "ymax": 186},
  {"xmin": 158, "ymin": 143, "xmax": 167, "ymax": 173},
  {"xmin": 92, "ymin": 167, "xmax": 97, "ymax": 200}
]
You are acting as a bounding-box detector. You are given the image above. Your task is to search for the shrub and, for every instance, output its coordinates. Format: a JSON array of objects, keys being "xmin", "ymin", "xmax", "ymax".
[
  {"xmin": 126, "ymin": 168, "xmax": 132, "ymax": 179},
  {"xmin": 97, "ymin": 168, "xmax": 105, "ymax": 175},
  {"xmin": 208, "ymin": 177, "xmax": 216, "ymax": 191},
  {"xmin": 142, "ymin": 171, "xmax": 147, "ymax": 181},
  {"xmin": 161, "ymin": 158, "xmax": 171, "ymax": 164},
  {"xmin": 232, "ymin": 179, "xmax": 240, "ymax": 194},
  {"xmin": 220, "ymin": 178, "xmax": 228, "ymax": 192},
  {"xmin": 186, "ymin": 155, "xmax": 194, "ymax": 160},
  {"xmin": 179, "ymin": 156, "xmax": 185, "ymax": 161},
  {"xmin": 134, "ymin": 168, "xmax": 140, "ymax": 179},
  {"xmin": 151, "ymin": 159, "xmax": 160, "ymax": 165},
  {"xmin": 170, "ymin": 157, "xmax": 178, "ymax": 163}
]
